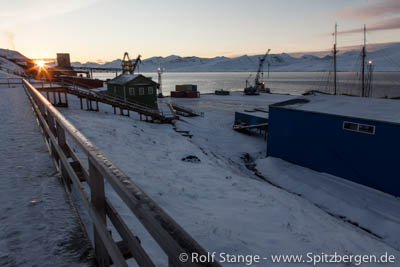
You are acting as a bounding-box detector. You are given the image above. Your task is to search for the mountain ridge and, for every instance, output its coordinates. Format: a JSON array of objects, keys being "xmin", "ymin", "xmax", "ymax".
[{"xmin": 72, "ymin": 42, "xmax": 400, "ymax": 72}]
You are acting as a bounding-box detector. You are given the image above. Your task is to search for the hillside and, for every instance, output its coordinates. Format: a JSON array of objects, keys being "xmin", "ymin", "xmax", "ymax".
[
  {"xmin": 0, "ymin": 48, "xmax": 26, "ymax": 76},
  {"xmin": 72, "ymin": 42, "xmax": 400, "ymax": 72}
]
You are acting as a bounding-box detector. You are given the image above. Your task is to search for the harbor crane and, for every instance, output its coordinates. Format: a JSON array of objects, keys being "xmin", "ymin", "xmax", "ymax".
[
  {"xmin": 121, "ymin": 52, "xmax": 141, "ymax": 74},
  {"xmin": 244, "ymin": 49, "xmax": 271, "ymax": 95}
]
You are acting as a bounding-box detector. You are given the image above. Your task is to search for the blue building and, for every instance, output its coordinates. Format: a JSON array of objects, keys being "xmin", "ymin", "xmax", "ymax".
[{"xmin": 267, "ymin": 95, "xmax": 400, "ymax": 197}]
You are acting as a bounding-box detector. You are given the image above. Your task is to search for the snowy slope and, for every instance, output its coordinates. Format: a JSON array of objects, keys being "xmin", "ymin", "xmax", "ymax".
[
  {"xmin": 72, "ymin": 42, "xmax": 400, "ymax": 72},
  {"xmin": 0, "ymin": 48, "xmax": 25, "ymax": 75},
  {"xmin": 0, "ymin": 57, "xmax": 24, "ymax": 75},
  {"xmin": 0, "ymin": 48, "xmax": 27, "ymax": 60},
  {"xmin": 57, "ymin": 92, "xmax": 400, "ymax": 266},
  {"xmin": 255, "ymin": 157, "xmax": 400, "ymax": 251}
]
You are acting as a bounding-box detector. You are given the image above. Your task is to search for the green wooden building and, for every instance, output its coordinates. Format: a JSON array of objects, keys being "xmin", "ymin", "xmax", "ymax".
[{"xmin": 107, "ymin": 74, "xmax": 158, "ymax": 108}]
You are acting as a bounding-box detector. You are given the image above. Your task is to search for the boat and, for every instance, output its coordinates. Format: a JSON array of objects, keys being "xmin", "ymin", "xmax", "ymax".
[{"xmin": 215, "ymin": 89, "xmax": 230, "ymax": 95}]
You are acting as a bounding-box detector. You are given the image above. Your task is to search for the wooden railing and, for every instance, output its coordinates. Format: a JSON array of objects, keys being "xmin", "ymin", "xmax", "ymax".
[
  {"xmin": 0, "ymin": 77, "xmax": 23, "ymax": 87},
  {"xmin": 22, "ymin": 79, "xmax": 220, "ymax": 267}
]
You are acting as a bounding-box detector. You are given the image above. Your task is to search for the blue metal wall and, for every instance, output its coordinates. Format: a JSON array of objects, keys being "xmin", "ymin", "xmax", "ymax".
[{"xmin": 267, "ymin": 106, "xmax": 400, "ymax": 197}]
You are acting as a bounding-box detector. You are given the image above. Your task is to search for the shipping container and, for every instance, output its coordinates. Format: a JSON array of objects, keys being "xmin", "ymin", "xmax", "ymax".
[
  {"xmin": 171, "ymin": 91, "xmax": 185, "ymax": 98},
  {"xmin": 175, "ymin": 84, "xmax": 197, "ymax": 92},
  {"xmin": 185, "ymin": 91, "xmax": 200, "ymax": 98}
]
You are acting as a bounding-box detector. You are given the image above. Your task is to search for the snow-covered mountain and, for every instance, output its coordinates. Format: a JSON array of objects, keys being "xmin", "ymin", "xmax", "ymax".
[
  {"xmin": 0, "ymin": 48, "xmax": 25, "ymax": 76},
  {"xmin": 72, "ymin": 42, "xmax": 400, "ymax": 72}
]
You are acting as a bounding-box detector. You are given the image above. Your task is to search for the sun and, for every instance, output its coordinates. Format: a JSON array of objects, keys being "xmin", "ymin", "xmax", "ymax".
[{"xmin": 35, "ymin": 60, "xmax": 46, "ymax": 68}]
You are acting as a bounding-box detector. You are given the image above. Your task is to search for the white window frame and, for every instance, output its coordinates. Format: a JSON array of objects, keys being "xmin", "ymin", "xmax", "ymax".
[
  {"xmin": 129, "ymin": 87, "xmax": 135, "ymax": 96},
  {"xmin": 148, "ymin": 86, "xmax": 153, "ymax": 95},
  {"xmin": 139, "ymin": 87, "xmax": 144, "ymax": 96},
  {"xmin": 343, "ymin": 121, "xmax": 375, "ymax": 135}
]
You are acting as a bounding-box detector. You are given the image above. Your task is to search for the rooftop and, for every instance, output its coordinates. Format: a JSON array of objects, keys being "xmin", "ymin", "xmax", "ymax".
[
  {"xmin": 237, "ymin": 110, "xmax": 269, "ymax": 119},
  {"xmin": 272, "ymin": 94, "xmax": 400, "ymax": 124},
  {"xmin": 107, "ymin": 74, "xmax": 140, "ymax": 85}
]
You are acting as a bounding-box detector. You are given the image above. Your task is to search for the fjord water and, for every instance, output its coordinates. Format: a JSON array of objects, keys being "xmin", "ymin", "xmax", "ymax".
[{"xmin": 94, "ymin": 72, "xmax": 400, "ymax": 98}]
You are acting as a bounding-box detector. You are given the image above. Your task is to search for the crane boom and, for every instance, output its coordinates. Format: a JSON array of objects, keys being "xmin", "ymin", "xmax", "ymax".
[
  {"xmin": 244, "ymin": 49, "xmax": 271, "ymax": 95},
  {"xmin": 132, "ymin": 54, "xmax": 141, "ymax": 74},
  {"xmin": 254, "ymin": 49, "xmax": 271, "ymax": 87},
  {"xmin": 121, "ymin": 52, "xmax": 141, "ymax": 74}
]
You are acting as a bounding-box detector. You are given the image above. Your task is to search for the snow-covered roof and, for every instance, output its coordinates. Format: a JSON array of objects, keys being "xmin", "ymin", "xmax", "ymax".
[
  {"xmin": 107, "ymin": 74, "xmax": 140, "ymax": 85},
  {"xmin": 0, "ymin": 48, "xmax": 27, "ymax": 60},
  {"xmin": 0, "ymin": 57, "xmax": 24, "ymax": 75},
  {"xmin": 273, "ymin": 94, "xmax": 400, "ymax": 124}
]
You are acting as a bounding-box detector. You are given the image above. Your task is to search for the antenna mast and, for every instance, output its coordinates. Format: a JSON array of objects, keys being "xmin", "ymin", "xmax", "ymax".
[
  {"xmin": 333, "ymin": 23, "xmax": 338, "ymax": 95},
  {"xmin": 361, "ymin": 24, "xmax": 366, "ymax": 97}
]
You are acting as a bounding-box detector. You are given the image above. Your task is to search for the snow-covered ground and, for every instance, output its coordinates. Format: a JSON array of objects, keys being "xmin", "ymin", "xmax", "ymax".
[
  {"xmin": 57, "ymin": 91, "xmax": 400, "ymax": 266},
  {"xmin": 255, "ymin": 157, "xmax": 400, "ymax": 251},
  {"xmin": 0, "ymin": 84, "xmax": 90, "ymax": 267}
]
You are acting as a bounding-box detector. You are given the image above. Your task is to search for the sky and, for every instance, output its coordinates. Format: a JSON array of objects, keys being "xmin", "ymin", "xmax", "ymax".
[{"xmin": 0, "ymin": 0, "xmax": 399, "ymax": 63}]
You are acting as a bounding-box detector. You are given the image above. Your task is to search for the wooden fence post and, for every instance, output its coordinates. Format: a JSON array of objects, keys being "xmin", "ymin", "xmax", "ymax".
[
  {"xmin": 47, "ymin": 113, "xmax": 59, "ymax": 163},
  {"xmin": 56, "ymin": 122, "xmax": 71, "ymax": 190},
  {"xmin": 89, "ymin": 160, "xmax": 110, "ymax": 267},
  {"xmin": 65, "ymin": 92, "xmax": 69, "ymax": 107}
]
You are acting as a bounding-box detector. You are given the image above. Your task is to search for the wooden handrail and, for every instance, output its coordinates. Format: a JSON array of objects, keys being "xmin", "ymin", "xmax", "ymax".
[{"xmin": 22, "ymin": 79, "xmax": 220, "ymax": 267}]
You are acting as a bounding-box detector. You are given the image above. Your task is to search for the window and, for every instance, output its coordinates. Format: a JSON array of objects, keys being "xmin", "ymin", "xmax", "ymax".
[
  {"xmin": 343, "ymin": 121, "xmax": 375, "ymax": 135},
  {"xmin": 148, "ymin": 87, "xmax": 153, "ymax": 95},
  {"xmin": 358, "ymin": 124, "xmax": 375, "ymax": 135},
  {"xmin": 129, "ymin": 87, "xmax": 135, "ymax": 96},
  {"xmin": 139, "ymin": 87, "xmax": 144, "ymax": 96},
  {"xmin": 343, "ymin": 121, "xmax": 358, "ymax": 132}
]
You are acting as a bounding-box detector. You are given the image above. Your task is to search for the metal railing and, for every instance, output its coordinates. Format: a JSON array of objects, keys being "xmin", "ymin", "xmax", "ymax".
[{"xmin": 23, "ymin": 78, "xmax": 220, "ymax": 267}]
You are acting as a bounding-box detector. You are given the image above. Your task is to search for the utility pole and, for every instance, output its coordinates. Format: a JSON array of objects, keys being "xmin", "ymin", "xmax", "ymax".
[
  {"xmin": 157, "ymin": 66, "xmax": 164, "ymax": 97},
  {"xmin": 361, "ymin": 24, "xmax": 366, "ymax": 97},
  {"xmin": 333, "ymin": 23, "xmax": 338, "ymax": 95}
]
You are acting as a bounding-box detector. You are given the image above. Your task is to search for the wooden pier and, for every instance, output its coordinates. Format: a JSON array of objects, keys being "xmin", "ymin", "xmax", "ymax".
[{"xmin": 34, "ymin": 80, "xmax": 176, "ymax": 123}]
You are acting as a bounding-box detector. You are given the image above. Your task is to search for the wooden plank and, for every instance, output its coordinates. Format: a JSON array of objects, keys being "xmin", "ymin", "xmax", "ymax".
[
  {"xmin": 56, "ymin": 122, "xmax": 71, "ymax": 190},
  {"xmin": 233, "ymin": 122, "xmax": 268, "ymax": 130},
  {"xmin": 89, "ymin": 160, "xmax": 110, "ymax": 267},
  {"xmin": 47, "ymin": 113, "xmax": 59, "ymax": 163},
  {"xmin": 105, "ymin": 200, "xmax": 155, "ymax": 267},
  {"xmin": 65, "ymin": 93, "xmax": 68, "ymax": 107},
  {"xmin": 56, "ymin": 121, "xmax": 67, "ymax": 152}
]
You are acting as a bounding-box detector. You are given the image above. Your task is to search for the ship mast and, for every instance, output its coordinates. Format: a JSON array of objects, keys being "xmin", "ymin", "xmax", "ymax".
[
  {"xmin": 333, "ymin": 23, "xmax": 338, "ymax": 95},
  {"xmin": 361, "ymin": 24, "xmax": 366, "ymax": 97}
]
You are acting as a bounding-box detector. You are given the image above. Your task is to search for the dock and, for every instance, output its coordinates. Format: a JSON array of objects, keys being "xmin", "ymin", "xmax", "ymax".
[{"xmin": 34, "ymin": 79, "xmax": 177, "ymax": 123}]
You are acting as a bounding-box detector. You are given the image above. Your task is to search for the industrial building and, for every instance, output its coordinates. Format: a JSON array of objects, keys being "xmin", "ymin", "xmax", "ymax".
[
  {"xmin": 267, "ymin": 95, "xmax": 400, "ymax": 197},
  {"xmin": 56, "ymin": 53, "xmax": 72, "ymax": 68},
  {"xmin": 107, "ymin": 74, "xmax": 158, "ymax": 108}
]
